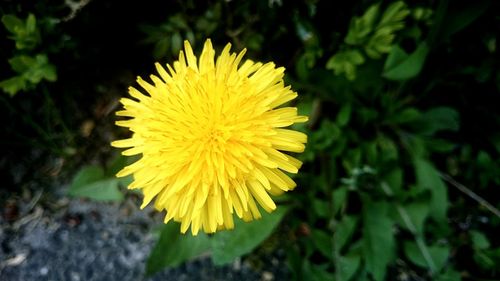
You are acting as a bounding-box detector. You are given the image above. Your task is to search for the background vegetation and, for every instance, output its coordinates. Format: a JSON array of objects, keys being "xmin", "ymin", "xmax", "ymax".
[{"xmin": 1, "ymin": 0, "xmax": 499, "ymax": 280}]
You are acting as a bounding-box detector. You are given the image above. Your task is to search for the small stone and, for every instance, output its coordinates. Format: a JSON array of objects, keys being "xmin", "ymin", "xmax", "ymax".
[
  {"xmin": 262, "ymin": 271, "xmax": 274, "ymax": 281},
  {"xmin": 40, "ymin": 266, "xmax": 49, "ymax": 276}
]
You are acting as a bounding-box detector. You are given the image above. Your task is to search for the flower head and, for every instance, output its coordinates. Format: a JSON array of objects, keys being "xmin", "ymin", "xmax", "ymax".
[{"xmin": 112, "ymin": 39, "xmax": 308, "ymax": 235}]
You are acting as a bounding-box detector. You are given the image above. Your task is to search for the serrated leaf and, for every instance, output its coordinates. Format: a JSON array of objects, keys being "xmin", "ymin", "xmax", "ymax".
[
  {"xmin": 146, "ymin": 223, "xmax": 211, "ymax": 276},
  {"xmin": 345, "ymin": 4, "xmax": 380, "ymax": 45},
  {"xmin": 413, "ymin": 157, "xmax": 448, "ymax": 222},
  {"xmin": 211, "ymin": 206, "xmax": 289, "ymax": 265},
  {"xmin": 326, "ymin": 50, "xmax": 365, "ymax": 80},
  {"xmin": 362, "ymin": 200, "xmax": 395, "ymax": 281},
  {"xmin": 383, "ymin": 43, "xmax": 429, "ymax": 80},
  {"xmin": 378, "ymin": 1, "xmax": 410, "ymax": 29}
]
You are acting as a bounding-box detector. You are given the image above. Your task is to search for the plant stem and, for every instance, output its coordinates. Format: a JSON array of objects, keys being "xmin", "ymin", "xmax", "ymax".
[{"xmin": 439, "ymin": 173, "xmax": 500, "ymax": 218}]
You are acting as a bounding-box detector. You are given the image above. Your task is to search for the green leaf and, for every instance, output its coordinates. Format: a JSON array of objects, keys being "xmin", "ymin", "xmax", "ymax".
[
  {"xmin": 436, "ymin": 268, "xmax": 462, "ymax": 281},
  {"xmin": 146, "ymin": 223, "xmax": 211, "ymax": 276},
  {"xmin": 1, "ymin": 14, "xmax": 23, "ymax": 33},
  {"xmin": 312, "ymin": 200, "xmax": 329, "ymax": 218},
  {"xmin": 326, "ymin": 50, "xmax": 365, "ymax": 80},
  {"xmin": 336, "ymin": 103, "xmax": 352, "ymax": 127},
  {"xmin": 106, "ymin": 154, "xmax": 130, "ymax": 177},
  {"xmin": 68, "ymin": 178, "xmax": 124, "ymax": 202},
  {"xmin": 377, "ymin": 1, "xmax": 410, "ymax": 30},
  {"xmin": 333, "ymin": 215, "xmax": 358, "ymax": 251},
  {"xmin": 345, "ymin": 4, "xmax": 380, "ymax": 46},
  {"xmin": 441, "ymin": 0, "xmax": 491, "ymax": 40},
  {"xmin": 70, "ymin": 165, "xmax": 105, "ymax": 188},
  {"xmin": 171, "ymin": 32, "xmax": 182, "ymax": 55},
  {"xmin": 24, "ymin": 54, "xmax": 57, "ymax": 83},
  {"xmin": 312, "ymin": 229, "xmax": 333, "ymax": 259},
  {"xmin": 303, "ymin": 261, "xmax": 335, "ymax": 281},
  {"xmin": 339, "ymin": 254, "xmax": 361, "ymax": 281},
  {"xmin": 390, "ymin": 108, "xmax": 421, "ymax": 124},
  {"xmin": 211, "ymin": 206, "xmax": 289, "ymax": 265},
  {"xmin": 395, "ymin": 200, "xmax": 430, "ymax": 235},
  {"xmin": 416, "ymin": 107, "xmax": 460, "ymax": 136},
  {"xmin": 383, "ymin": 43, "xmax": 429, "ymax": 80},
  {"xmin": 9, "ymin": 55, "xmax": 34, "ymax": 73},
  {"xmin": 377, "ymin": 135, "xmax": 399, "ymax": 162},
  {"xmin": 413, "ymin": 157, "xmax": 448, "ymax": 222},
  {"xmin": 26, "ymin": 14, "xmax": 36, "ymax": 34},
  {"xmin": 470, "ymin": 230, "xmax": 490, "ymax": 250},
  {"xmin": 425, "ymin": 138, "xmax": 456, "ymax": 153},
  {"xmin": 404, "ymin": 241, "xmax": 450, "ymax": 272},
  {"xmin": 0, "ymin": 76, "xmax": 27, "ymax": 96},
  {"xmin": 383, "ymin": 168, "xmax": 403, "ymax": 196},
  {"xmin": 68, "ymin": 165, "xmax": 123, "ymax": 202},
  {"xmin": 362, "ymin": 201, "xmax": 395, "ymax": 281},
  {"xmin": 310, "ymin": 119, "xmax": 340, "ymax": 151},
  {"xmin": 332, "ymin": 186, "xmax": 348, "ymax": 215}
]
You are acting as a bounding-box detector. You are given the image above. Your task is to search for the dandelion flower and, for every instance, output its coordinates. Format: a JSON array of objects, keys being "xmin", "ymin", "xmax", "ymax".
[{"xmin": 112, "ymin": 39, "xmax": 308, "ymax": 235}]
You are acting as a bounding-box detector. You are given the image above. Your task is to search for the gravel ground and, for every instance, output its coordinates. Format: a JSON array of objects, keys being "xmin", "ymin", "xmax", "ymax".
[{"xmin": 0, "ymin": 192, "xmax": 289, "ymax": 281}]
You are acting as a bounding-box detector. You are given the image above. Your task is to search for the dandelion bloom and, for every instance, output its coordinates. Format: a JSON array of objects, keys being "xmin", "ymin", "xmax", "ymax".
[{"xmin": 112, "ymin": 39, "xmax": 308, "ymax": 235}]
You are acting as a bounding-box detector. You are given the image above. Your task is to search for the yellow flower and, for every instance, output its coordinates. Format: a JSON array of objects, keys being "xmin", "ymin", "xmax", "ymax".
[{"xmin": 112, "ymin": 39, "xmax": 308, "ymax": 235}]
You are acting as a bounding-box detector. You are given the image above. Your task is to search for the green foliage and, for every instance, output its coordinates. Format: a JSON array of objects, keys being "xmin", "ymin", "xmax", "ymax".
[
  {"xmin": 1, "ymin": 14, "xmax": 40, "ymax": 50},
  {"xmin": 211, "ymin": 206, "xmax": 289, "ymax": 265},
  {"xmin": 4, "ymin": 1, "xmax": 499, "ymax": 280},
  {"xmin": 67, "ymin": 155, "xmax": 132, "ymax": 202},
  {"xmin": 146, "ymin": 206, "xmax": 289, "ymax": 275},
  {"xmin": 363, "ymin": 203, "xmax": 395, "ymax": 280},
  {"xmin": 383, "ymin": 43, "xmax": 429, "ymax": 80},
  {"xmin": 327, "ymin": 1, "xmax": 410, "ymax": 80},
  {"xmin": 146, "ymin": 223, "xmax": 211, "ymax": 276},
  {"xmin": 1, "ymin": 14, "xmax": 57, "ymax": 96}
]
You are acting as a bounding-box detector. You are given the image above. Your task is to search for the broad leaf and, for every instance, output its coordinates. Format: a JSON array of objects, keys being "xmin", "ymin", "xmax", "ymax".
[
  {"xmin": 312, "ymin": 229, "xmax": 333, "ymax": 259},
  {"xmin": 334, "ymin": 215, "xmax": 358, "ymax": 251},
  {"xmin": 211, "ymin": 206, "xmax": 289, "ymax": 265},
  {"xmin": 404, "ymin": 241, "xmax": 449, "ymax": 272},
  {"xmin": 146, "ymin": 223, "xmax": 211, "ymax": 275},
  {"xmin": 362, "ymin": 201, "xmax": 395, "ymax": 281},
  {"xmin": 339, "ymin": 254, "xmax": 361, "ymax": 281},
  {"xmin": 413, "ymin": 158, "xmax": 448, "ymax": 222},
  {"xmin": 68, "ymin": 165, "xmax": 123, "ymax": 202},
  {"xmin": 383, "ymin": 43, "xmax": 429, "ymax": 80}
]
